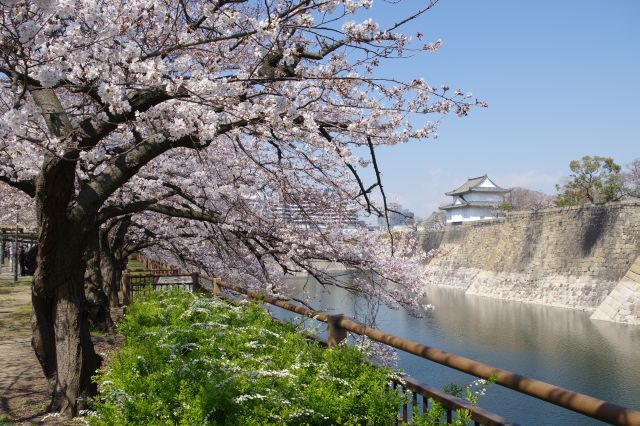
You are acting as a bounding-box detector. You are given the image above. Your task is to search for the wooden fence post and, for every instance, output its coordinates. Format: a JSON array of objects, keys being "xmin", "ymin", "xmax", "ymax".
[
  {"xmin": 1, "ymin": 233, "xmax": 5, "ymax": 266},
  {"xmin": 121, "ymin": 270, "xmax": 131, "ymax": 305},
  {"xmin": 212, "ymin": 278, "xmax": 222, "ymax": 296},
  {"xmin": 191, "ymin": 272, "xmax": 200, "ymax": 292},
  {"xmin": 327, "ymin": 314, "xmax": 347, "ymax": 348}
]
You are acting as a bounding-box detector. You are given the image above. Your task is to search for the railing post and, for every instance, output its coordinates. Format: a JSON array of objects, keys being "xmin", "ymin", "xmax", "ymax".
[
  {"xmin": 327, "ymin": 314, "xmax": 347, "ymax": 348},
  {"xmin": 121, "ymin": 270, "xmax": 131, "ymax": 305},
  {"xmin": 1, "ymin": 233, "xmax": 5, "ymax": 267},
  {"xmin": 191, "ymin": 272, "xmax": 200, "ymax": 292},
  {"xmin": 212, "ymin": 278, "xmax": 222, "ymax": 296}
]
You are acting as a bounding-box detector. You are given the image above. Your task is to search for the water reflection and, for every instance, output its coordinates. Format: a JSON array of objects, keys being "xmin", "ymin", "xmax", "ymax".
[{"xmin": 277, "ymin": 276, "xmax": 640, "ymax": 426}]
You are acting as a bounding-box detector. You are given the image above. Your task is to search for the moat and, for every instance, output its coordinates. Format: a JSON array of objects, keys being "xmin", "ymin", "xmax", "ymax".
[{"xmin": 277, "ymin": 276, "xmax": 640, "ymax": 425}]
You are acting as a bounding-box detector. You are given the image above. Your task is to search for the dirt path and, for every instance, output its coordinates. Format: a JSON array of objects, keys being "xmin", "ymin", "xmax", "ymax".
[
  {"xmin": 0, "ymin": 266, "xmax": 123, "ymax": 425},
  {"xmin": 0, "ymin": 270, "xmax": 51, "ymax": 425}
]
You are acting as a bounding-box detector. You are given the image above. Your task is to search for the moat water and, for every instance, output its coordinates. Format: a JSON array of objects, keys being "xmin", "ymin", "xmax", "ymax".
[{"xmin": 274, "ymin": 275, "xmax": 640, "ymax": 425}]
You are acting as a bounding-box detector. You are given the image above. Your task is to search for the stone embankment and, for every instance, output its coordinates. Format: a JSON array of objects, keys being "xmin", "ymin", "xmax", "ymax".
[
  {"xmin": 590, "ymin": 256, "xmax": 640, "ymax": 325},
  {"xmin": 419, "ymin": 201, "xmax": 640, "ymax": 324}
]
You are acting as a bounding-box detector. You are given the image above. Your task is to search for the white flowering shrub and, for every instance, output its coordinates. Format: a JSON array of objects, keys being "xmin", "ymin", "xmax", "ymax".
[{"xmin": 88, "ymin": 291, "xmax": 403, "ymax": 425}]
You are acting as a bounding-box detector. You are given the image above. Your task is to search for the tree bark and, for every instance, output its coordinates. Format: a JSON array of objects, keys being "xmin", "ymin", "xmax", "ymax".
[
  {"xmin": 98, "ymin": 217, "xmax": 131, "ymax": 307},
  {"xmin": 31, "ymin": 291, "xmax": 57, "ymax": 405},
  {"xmin": 84, "ymin": 226, "xmax": 113, "ymax": 332},
  {"xmin": 31, "ymin": 154, "xmax": 101, "ymax": 416},
  {"xmin": 99, "ymin": 250, "xmax": 120, "ymax": 308}
]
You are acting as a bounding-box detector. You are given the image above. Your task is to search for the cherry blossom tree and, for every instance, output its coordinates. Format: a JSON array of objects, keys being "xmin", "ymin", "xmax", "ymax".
[
  {"xmin": 504, "ymin": 187, "xmax": 553, "ymax": 211},
  {"xmin": 622, "ymin": 158, "xmax": 640, "ymax": 198},
  {"xmin": 0, "ymin": 183, "xmax": 35, "ymax": 226},
  {"xmin": 0, "ymin": 184, "xmax": 35, "ymax": 277},
  {"xmin": 0, "ymin": 0, "xmax": 483, "ymax": 416}
]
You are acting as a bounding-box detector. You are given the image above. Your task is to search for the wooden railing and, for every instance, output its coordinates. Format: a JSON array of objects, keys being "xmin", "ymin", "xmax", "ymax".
[
  {"xmin": 125, "ymin": 272, "xmax": 195, "ymax": 302},
  {"xmin": 121, "ymin": 261, "xmax": 640, "ymax": 425}
]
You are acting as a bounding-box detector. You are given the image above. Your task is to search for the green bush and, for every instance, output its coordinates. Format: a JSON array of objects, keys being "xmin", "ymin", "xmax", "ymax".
[{"xmin": 88, "ymin": 291, "xmax": 402, "ymax": 425}]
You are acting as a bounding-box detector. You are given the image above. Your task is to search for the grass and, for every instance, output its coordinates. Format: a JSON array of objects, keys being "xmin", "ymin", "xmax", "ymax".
[
  {"xmin": 0, "ymin": 275, "xmax": 33, "ymax": 337},
  {"xmin": 91, "ymin": 329, "xmax": 105, "ymax": 337},
  {"xmin": 0, "ymin": 272, "xmax": 32, "ymax": 294},
  {"xmin": 0, "ymin": 276, "xmax": 31, "ymax": 286},
  {"xmin": 11, "ymin": 304, "xmax": 32, "ymax": 326},
  {"xmin": 0, "ymin": 304, "xmax": 33, "ymax": 336}
]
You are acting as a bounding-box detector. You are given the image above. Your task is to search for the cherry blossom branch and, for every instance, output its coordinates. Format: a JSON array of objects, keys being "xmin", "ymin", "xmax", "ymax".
[
  {"xmin": 367, "ymin": 136, "xmax": 394, "ymax": 255},
  {"xmin": 0, "ymin": 175, "xmax": 36, "ymax": 197}
]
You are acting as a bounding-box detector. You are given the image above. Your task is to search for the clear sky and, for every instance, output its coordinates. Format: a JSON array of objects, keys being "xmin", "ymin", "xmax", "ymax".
[{"xmin": 359, "ymin": 0, "xmax": 640, "ymax": 217}]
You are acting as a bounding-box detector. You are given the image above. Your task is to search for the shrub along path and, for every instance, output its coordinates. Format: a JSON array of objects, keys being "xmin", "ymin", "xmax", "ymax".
[
  {"xmin": 88, "ymin": 290, "xmax": 402, "ymax": 425},
  {"xmin": 0, "ymin": 264, "xmax": 123, "ymax": 424}
]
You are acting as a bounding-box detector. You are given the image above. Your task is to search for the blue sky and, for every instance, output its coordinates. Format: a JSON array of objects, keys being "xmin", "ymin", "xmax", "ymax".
[{"xmin": 357, "ymin": 0, "xmax": 639, "ymax": 217}]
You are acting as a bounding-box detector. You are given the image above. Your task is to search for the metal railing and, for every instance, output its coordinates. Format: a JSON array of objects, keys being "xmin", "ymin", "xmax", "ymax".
[{"xmin": 121, "ymin": 261, "xmax": 640, "ymax": 425}]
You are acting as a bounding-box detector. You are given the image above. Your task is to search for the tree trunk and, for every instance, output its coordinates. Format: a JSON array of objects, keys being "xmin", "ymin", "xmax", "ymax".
[
  {"xmin": 31, "ymin": 154, "xmax": 101, "ymax": 417},
  {"xmin": 31, "ymin": 291, "xmax": 57, "ymax": 404},
  {"xmin": 99, "ymin": 251, "xmax": 120, "ymax": 307},
  {"xmin": 85, "ymin": 227, "xmax": 113, "ymax": 332},
  {"xmin": 32, "ymin": 225, "xmax": 100, "ymax": 415},
  {"xmin": 98, "ymin": 218, "xmax": 131, "ymax": 308}
]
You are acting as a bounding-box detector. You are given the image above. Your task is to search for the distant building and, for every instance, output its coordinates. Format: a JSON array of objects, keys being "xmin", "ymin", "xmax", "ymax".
[
  {"xmin": 278, "ymin": 194, "xmax": 362, "ymax": 231},
  {"xmin": 439, "ymin": 175, "xmax": 510, "ymax": 224},
  {"xmin": 417, "ymin": 211, "xmax": 446, "ymax": 232},
  {"xmin": 377, "ymin": 202, "xmax": 415, "ymax": 229}
]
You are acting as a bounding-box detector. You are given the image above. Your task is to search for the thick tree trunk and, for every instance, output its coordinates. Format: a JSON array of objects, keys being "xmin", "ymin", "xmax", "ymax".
[
  {"xmin": 31, "ymin": 291, "xmax": 57, "ymax": 403},
  {"xmin": 85, "ymin": 227, "xmax": 113, "ymax": 331},
  {"xmin": 99, "ymin": 216, "xmax": 133, "ymax": 307},
  {"xmin": 99, "ymin": 252, "xmax": 120, "ymax": 307},
  {"xmin": 32, "ymin": 230, "xmax": 101, "ymax": 415},
  {"xmin": 99, "ymin": 227, "xmax": 121, "ymax": 307},
  {"xmin": 52, "ymin": 266, "xmax": 101, "ymax": 414},
  {"xmin": 32, "ymin": 154, "xmax": 101, "ymax": 417}
]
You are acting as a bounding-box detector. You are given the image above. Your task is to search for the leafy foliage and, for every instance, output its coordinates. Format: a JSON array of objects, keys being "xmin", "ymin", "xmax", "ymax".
[
  {"xmin": 89, "ymin": 290, "xmax": 494, "ymax": 425},
  {"xmin": 498, "ymin": 201, "xmax": 512, "ymax": 212},
  {"xmin": 407, "ymin": 377, "xmax": 495, "ymax": 426},
  {"xmin": 88, "ymin": 291, "xmax": 402, "ymax": 425},
  {"xmin": 555, "ymin": 156, "xmax": 624, "ymax": 206}
]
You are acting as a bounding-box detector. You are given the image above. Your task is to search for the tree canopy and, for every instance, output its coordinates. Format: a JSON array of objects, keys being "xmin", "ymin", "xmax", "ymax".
[
  {"xmin": 622, "ymin": 158, "xmax": 640, "ymax": 199},
  {"xmin": 555, "ymin": 156, "xmax": 624, "ymax": 206}
]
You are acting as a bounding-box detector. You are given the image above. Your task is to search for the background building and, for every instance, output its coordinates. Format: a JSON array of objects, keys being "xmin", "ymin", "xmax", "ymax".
[
  {"xmin": 439, "ymin": 175, "xmax": 510, "ymax": 224},
  {"xmin": 377, "ymin": 202, "xmax": 415, "ymax": 229},
  {"xmin": 278, "ymin": 193, "xmax": 363, "ymax": 231}
]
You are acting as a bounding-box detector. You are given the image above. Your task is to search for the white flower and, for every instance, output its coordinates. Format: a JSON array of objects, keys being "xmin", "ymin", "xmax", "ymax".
[{"xmin": 234, "ymin": 393, "xmax": 267, "ymax": 403}]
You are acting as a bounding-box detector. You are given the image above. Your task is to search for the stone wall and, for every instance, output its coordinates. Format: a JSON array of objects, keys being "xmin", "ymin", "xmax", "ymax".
[
  {"xmin": 420, "ymin": 201, "xmax": 640, "ymax": 322},
  {"xmin": 590, "ymin": 256, "xmax": 640, "ymax": 324}
]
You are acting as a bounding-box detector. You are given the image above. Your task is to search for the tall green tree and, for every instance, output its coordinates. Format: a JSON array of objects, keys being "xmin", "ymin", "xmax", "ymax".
[{"xmin": 555, "ymin": 156, "xmax": 625, "ymax": 206}]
